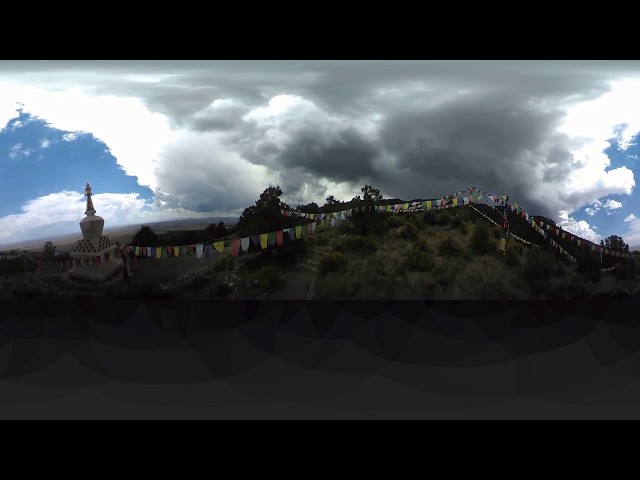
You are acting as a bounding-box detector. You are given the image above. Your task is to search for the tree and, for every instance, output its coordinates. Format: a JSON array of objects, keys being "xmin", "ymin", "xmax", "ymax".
[
  {"xmin": 206, "ymin": 220, "xmax": 226, "ymax": 240},
  {"xmin": 131, "ymin": 225, "xmax": 160, "ymax": 247},
  {"xmin": 348, "ymin": 185, "xmax": 385, "ymax": 236},
  {"xmin": 325, "ymin": 195, "xmax": 339, "ymax": 206},
  {"xmin": 234, "ymin": 186, "xmax": 292, "ymax": 237},
  {"xmin": 297, "ymin": 202, "xmax": 320, "ymax": 213},
  {"xmin": 43, "ymin": 241, "xmax": 56, "ymax": 257},
  {"xmin": 600, "ymin": 235, "xmax": 629, "ymax": 253}
]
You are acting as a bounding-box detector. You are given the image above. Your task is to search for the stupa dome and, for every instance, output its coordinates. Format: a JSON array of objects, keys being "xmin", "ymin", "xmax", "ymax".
[{"xmin": 79, "ymin": 183, "xmax": 105, "ymax": 240}]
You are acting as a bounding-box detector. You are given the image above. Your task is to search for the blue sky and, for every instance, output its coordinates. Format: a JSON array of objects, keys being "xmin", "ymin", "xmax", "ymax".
[
  {"xmin": 0, "ymin": 61, "xmax": 639, "ymax": 249},
  {"xmin": 0, "ymin": 111, "xmax": 153, "ymax": 217}
]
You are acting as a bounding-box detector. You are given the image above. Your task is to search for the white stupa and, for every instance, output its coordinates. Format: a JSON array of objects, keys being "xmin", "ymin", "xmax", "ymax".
[{"xmin": 67, "ymin": 183, "xmax": 121, "ymax": 283}]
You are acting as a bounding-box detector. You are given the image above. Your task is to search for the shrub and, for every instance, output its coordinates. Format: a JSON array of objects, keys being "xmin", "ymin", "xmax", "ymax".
[
  {"xmin": 438, "ymin": 237, "xmax": 461, "ymax": 258},
  {"xmin": 456, "ymin": 208, "xmax": 470, "ymax": 222},
  {"xmin": 423, "ymin": 210, "xmax": 437, "ymax": 226},
  {"xmin": 319, "ymin": 251, "xmax": 346, "ymax": 275},
  {"xmin": 213, "ymin": 255, "xmax": 236, "ymax": 273},
  {"xmin": 294, "ymin": 237, "xmax": 309, "ymax": 254},
  {"xmin": 522, "ymin": 249, "xmax": 555, "ymax": 283},
  {"xmin": 400, "ymin": 222, "xmax": 419, "ymax": 240},
  {"xmin": 576, "ymin": 249, "xmax": 601, "ymax": 283},
  {"xmin": 389, "ymin": 216, "xmax": 405, "ymax": 229},
  {"xmin": 405, "ymin": 248, "xmax": 435, "ymax": 272},
  {"xmin": 451, "ymin": 215, "xmax": 463, "ymax": 228},
  {"xmin": 470, "ymin": 223, "xmax": 494, "ymax": 254},
  {"xmin": 432, "ymin": 260, "xmax": 462, "ymax": 286},
  {"xmin": 253, "ymin": 265, "xmax": 282, "ymax": 291},
  {"xmin": 412, "ymin": 234, "xmax": 432, "ymax": 252},
  {"xmin": 332, "ymin": 235, "xmax": 377, "ymax": 255},
  {"xmin": 460, "ymin": 223, "xmax": 469, "ymax": 235},
  {"xmin": 437, "ymin": 211, "xmax": 451, "ymax": 226},
  {"xmin": 477, "ymin": 277, "xmax": 519, "ymax": 300},
  {"xmin": 615, "ymin": 260, "xmax": 637, "ymax": 281},
  {"xmin": 505, "ymin": 248, "xmax": 520, "ymax": 267}
]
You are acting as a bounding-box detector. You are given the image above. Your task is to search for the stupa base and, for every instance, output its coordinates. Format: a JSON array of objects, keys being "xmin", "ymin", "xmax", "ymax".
[{"xmin": 68, "ymin": 258, "xmax": 122, "ymax": 283}]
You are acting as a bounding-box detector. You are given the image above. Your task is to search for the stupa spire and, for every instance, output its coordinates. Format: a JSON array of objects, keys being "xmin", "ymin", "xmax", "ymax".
[{"xmin": 85, "ymin": 183, "xmax": 96, "ymax": 216}]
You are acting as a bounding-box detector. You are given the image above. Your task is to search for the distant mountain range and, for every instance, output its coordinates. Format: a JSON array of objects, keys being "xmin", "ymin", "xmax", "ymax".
[{"xmin": 0, "ymin": 216, "xmax": 239, "ymax": 252}]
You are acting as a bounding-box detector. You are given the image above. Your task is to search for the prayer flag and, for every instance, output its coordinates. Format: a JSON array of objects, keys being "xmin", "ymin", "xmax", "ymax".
[{"xmin": 231, "ymin": 239, "xmax": 240, "ymax": 256}]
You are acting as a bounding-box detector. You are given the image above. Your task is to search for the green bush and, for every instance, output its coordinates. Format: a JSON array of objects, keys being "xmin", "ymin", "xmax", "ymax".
[
  {"xmin": 423, "ymin": 210, "xmax": 438, "ymax": 226},
  {"xmin": 332, "ymin": 235, "xmax": 378, "ymax": 255},
  {"xmin": 470, "ymin": 223, "xmax": 494, "ymax": 254},
  {"xmin": 522, "ymin": 249, "xmax": 555, "ymax": 283},
  {"xmin": 477, "ymin": 277, "xmax": 519, "ymax": 300},
  {"xmin": 438, "ymin": 237, "xmax": 461, "ymax": 258},
  {"xmin": 576, "ymin": 249, "xmax": 601, "ymax": 283},
  {"xmin": 213, "ymin": 255, "xmax": 236, "ymax": 273},
  {"xmin": 460, "ymin": 223, "xmax": 469, "ymax": 235},
  {"xmin": 412, "ymin": 234, "xmax": 432, "ymax": 252},
  {"xmin": 432, "ymin": 260, "xmax": 462, "ymax": 286},
  {"xmin": 451, "ymin": 215, "xmax": 463, "ymax": 228},
  {"xmin": 294, "ymin": 237, "xmax": 309, "ymax": 254},
  {"xmin": 319, "ymin": 251, "xmax": 346, "ymax": 275},
  {"xmin": 615, "ymin": 260, "xmax": 637, "ymax": 281},
  {"xmin": 400, "ymin": 222, "xmax": 419, "ymax": 240},
  {"xmin": 389, "ymin": 215, "xmax": 405, "ymax": 229},
  {"xmin": 505, "ymin": 248, "xmax": 520, "ymax": 267},
  {"xmin": 253, "ymin": 265, "xmax": 282, "ymax": 291},
  {"xmin": 405, "ymin": 248, "xmax": 435, "ymax": 272},
  {"xmin": 456, "ymin": 208, "xmax": 470, "ymax": 222},
  {"xmin": 437, "ymin": 211, "xmax": 451, "ymax": 226}
]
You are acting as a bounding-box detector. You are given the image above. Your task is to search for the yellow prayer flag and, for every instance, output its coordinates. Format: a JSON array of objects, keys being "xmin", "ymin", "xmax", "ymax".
[
  {"xmin": 260, "ymin": 233, "xmax": 268, "ymax": 249},
  {"xmin": 295, "ymin": 226, "xmax": 302, "ymax": 238},
  {"xmin": 426, "ymin": 200, "xmax": 431, "ymax": 210},
  {"xmin": 213, "ymin": 242, "xmax": 224, "ymax": 253},
  {"xmin": 156, "ymin": 247, "xmax": 163, "ymax": 259},
  {"xmin": 174, "ymin": 246, "xmax": 180, "ymax": 256},
  {"xmin": 452, "ymin": 198, "xmax": 458, "ymax": 206}
]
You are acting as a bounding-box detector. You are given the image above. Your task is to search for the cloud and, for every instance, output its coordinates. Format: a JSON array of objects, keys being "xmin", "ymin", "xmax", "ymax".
[
  {"xmin": 0, "ymin": 189, "xmax": 217, "ymax": 246},
  {"xmin": 2, "ymin": 61, "xmax": 640, "ymax": 241},
  {"xmin": 625, "ymin": 214, "xmax": 637, "ymax": 222},
  {"xmin": 0, "ymin": 81, "xmax": 175, "ymax": 191},
  {"xmin": 604, "ymin": 199, "xmax": 623, "ymax": 210},
  {"xmin": 557, "ymin": 211, "xmax": 601, "ymax": 243},
  {"xmin": 7, "ymin": 143, "xmax": 32, "ymax": 160},
  {"xmin": 152, "ymin": 130, "xmax": 275, "ymax": 214},
  {"xmin": 39, "ymin": 138, "xmax": 50, "ymax": 148}
]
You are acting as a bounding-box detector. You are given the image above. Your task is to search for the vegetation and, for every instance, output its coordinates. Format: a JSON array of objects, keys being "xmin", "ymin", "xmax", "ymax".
[
  {"xmin": 470, "ymin": 223, "xmax": 494, "ymax": 254},
  {"xmin": 43, "ymin": 241, "xmax": 56, "ymax": 257},
  {"xmin": 7, "ymin": 181, "xmax": 640, "ymax": 301},
  {"xmin": 205, "ymin": 221, "xmax": 227, "ymax": 240},
  {"xmin": 601, "ymin": 235, "xmax": 629, "ymax": 253},
  {"xmin": 131, "ymin": 225, "xmax": 161, "ymax": 247}
]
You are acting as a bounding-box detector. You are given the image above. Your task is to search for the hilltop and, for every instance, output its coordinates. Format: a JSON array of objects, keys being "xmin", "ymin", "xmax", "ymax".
[{"xmin": 1, "ymin": 184, "xmax": 638, "ymax": 300}]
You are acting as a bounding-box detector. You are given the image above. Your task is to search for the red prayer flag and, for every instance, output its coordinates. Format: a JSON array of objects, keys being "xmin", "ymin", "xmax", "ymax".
[
  {"xmin": 275, "ymin": 230, "xmax": 283, "ymax": 245},
  {"xmin": 231, "ymin": 238, "xmax": 240, "ymax": 256}
]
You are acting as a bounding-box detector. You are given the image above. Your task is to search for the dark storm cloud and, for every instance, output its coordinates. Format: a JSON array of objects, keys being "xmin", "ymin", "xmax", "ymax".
[
  {"xmin": 3, "ymin": 60, "xmax": 640, "ymax": 218},
  {"xmin": 248, "ymin": 127, "xmax": 381, "ymax": 184}
]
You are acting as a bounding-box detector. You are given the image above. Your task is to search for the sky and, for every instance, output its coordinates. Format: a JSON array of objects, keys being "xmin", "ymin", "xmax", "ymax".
[{"xmin": 0, "ymin": 60, "xmax": 639, "ymax": 250}]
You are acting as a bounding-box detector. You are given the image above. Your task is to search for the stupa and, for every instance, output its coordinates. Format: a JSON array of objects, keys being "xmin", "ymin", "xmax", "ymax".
[{"xmin": 67, "ymin": 183, "xmax": 121, "ymax": 282}]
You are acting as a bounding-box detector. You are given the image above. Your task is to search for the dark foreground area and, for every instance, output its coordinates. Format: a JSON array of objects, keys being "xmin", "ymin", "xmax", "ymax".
[{"xmin": 1, "ymin": 299, "xmax": 640, "ymax": 419}]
